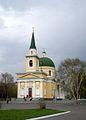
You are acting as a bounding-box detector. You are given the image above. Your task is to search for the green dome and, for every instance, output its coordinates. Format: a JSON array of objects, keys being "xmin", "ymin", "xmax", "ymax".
[{"xmin": 39, "ymin": 57, "xmax": 55, "ymax": 68}]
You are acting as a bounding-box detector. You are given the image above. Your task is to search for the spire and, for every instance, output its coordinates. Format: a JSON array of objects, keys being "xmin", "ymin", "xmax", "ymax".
[{"xmin": 30, "ymin": 27, "xmax": 36, "ymax": 49}]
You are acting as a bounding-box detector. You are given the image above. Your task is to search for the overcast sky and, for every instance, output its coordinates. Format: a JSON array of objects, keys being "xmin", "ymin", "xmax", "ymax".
[{"xmin": 0, "ymin": 0, "xmax": 86, "ymax": 79}]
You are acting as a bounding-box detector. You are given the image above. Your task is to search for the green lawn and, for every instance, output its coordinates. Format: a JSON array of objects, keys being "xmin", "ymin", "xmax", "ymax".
[{"xmin": 0, "ymin": 109, "xmax": 64, "ymax": 120}]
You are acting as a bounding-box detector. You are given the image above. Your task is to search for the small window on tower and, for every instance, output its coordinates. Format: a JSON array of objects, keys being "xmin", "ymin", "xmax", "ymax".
[
  {"xmin": 31, "ymin": 51, "xmax": 33, "ymax": 54},
  {"xmin": 29, "ymin": 60, "xmax": 33, "ymax": 67},
  {"xmin": 49, "ymin": 70, "xmax": 51, "ymax": 76}
]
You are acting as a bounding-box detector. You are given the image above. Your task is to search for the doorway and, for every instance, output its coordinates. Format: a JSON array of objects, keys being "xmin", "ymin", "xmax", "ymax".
[{"xmin": 28, "ymin": 88, "xmax": 32, "ymax": 97}]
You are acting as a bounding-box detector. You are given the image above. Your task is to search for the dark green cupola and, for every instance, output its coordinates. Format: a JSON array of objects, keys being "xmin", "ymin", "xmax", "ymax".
[
  {"xmin": 39, "ymin": 57, "xmax": 55, "ymax": 68},
  {"xmin": 30, "ymin": 28, "xmax": 36, "ymax": 49}
]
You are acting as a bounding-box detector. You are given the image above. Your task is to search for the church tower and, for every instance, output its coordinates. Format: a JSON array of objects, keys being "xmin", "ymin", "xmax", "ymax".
[
  {"xmin": 26, "ymin": 28, "xmax": 39, "ymax": 72},
  {"xmin": 17, "ymin": 28, "xmax": 59, "ymax": 99}
]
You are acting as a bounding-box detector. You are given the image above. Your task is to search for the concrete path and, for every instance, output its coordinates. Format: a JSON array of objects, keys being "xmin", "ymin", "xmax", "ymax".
[{"xmin": 1, "ymin": 103, "xmax": 39, "ymax": 110}]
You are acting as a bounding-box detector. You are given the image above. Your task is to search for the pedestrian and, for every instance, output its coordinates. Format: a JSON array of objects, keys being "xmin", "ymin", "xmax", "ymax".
[
  {"xmin": 7, "ymin": 98, "xmax": 9, "ymax": 104},
  {"xmin": 24, "ymin": 96, "xmax": 26, "ymax": 101},
  {"xmin": 30, "ymin": 96, "xmax": 32, "ymax": 101}
]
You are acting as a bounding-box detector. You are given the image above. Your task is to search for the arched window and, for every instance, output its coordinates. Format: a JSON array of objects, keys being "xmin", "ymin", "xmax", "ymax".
[
  {"xmin": 29, "ymin": 60, "xmax": 33, "ymax": 67},
  {"xmin": 49, "ymin": 70, "xmax": 51, "ymax": 76}
]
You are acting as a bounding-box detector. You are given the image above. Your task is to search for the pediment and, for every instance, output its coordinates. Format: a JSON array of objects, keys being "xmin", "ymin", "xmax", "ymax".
[{"xmin": 18, "ymin": 72, "xmax": 42, "ymax": 79}]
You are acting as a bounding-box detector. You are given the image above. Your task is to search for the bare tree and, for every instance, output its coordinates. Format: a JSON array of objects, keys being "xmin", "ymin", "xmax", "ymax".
[
  {"xmin": 1, "ymin": 72, "xmax": 13, "ymax": 84},
  {"xmin": 0, "ymin": 72, "xmax": 14, "ymax": 99},
  {"xmin": 57, "ymin": 58, "xmax": 86, "ymax": 101}
]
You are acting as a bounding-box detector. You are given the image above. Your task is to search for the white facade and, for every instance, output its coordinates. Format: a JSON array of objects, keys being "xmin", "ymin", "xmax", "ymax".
[{"xmin": 17, "ymin": 79, "xmax": 45, "ymax": 98}]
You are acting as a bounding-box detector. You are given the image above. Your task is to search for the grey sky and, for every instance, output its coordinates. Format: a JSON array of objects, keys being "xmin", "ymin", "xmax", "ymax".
[{"xmin": 0, "ymin": 0, "xmax": 86, "ymax": 79}]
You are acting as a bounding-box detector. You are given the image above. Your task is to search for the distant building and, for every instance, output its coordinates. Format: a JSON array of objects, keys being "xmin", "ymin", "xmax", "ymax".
[{"xmin": 17, "ymin": 29, "xmax": 65, "ymax": 99}]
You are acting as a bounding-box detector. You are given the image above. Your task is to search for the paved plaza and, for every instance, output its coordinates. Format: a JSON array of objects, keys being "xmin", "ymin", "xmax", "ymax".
[{"xmin": 1, "ymin": 102, "xmax": 86, "ymax": 120}]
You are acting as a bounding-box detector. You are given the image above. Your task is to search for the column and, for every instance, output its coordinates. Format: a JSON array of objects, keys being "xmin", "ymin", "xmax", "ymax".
[
  {"xmin": 33, "ymin": 81, "xmax": 35, "ymax": 98},
  {"xmin": 40, "ymin": 81, "xmax": 42, "ymax": 98}
]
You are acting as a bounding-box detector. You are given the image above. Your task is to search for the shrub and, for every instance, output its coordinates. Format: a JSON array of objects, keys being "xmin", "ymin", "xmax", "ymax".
[
  {"xmin": 65, "ymin": 94, "xmax": 72, "ymax": 100},
  {"xmin": 40, "ymin": 101, "xmax": 46, "ymax": 109},
  {"xmin": 0, "ymin": 101, "xmax": 2, "ymax": 109}
]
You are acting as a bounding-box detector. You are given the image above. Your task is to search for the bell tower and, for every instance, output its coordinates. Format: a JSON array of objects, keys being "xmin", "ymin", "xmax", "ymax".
[{"xmin": 26, "ymin": 28, "xmax": 39, "ymax": 72}]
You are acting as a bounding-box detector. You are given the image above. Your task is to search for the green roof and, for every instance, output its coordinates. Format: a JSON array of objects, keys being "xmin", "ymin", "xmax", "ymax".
[
  {"xmin": 39, "ymin": 57, "xmax": 55, "ymax": 68},
  {"xmin": 30, "ymin": 31, "xmax": 36, "ymax": 49}
]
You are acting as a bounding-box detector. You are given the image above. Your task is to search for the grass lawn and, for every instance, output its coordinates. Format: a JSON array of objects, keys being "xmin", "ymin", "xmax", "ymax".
[{"xmin": 0, "ymin": 109, "xmax": 64, "ymax": 120}]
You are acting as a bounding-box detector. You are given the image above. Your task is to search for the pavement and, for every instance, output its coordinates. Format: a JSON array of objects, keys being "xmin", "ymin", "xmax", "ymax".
[
  {"xmin": 45, "ymin": 103, "xmax": 86, "ymax": 120},
  {"xmin": 1, "ymin": 102, "xmax": 86, "ymax": 120}
]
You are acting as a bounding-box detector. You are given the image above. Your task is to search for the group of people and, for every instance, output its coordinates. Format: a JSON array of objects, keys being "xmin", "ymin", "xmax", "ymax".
[{"xmin": 23, "ymin": 95, "xmax": 32, "ymax": 101}]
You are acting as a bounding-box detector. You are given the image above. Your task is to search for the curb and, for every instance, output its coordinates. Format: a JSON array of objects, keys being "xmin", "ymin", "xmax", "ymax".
[{"xmin": 26, "ymin": 111, "xmax": 71, "ymax": 120}]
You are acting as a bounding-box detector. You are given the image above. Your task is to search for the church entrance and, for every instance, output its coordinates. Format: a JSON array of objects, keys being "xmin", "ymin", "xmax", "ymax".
[{"xmin": 28, "ymin": 88, "xmax": 32, "ymax": 97}]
